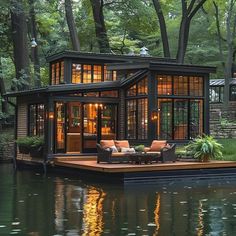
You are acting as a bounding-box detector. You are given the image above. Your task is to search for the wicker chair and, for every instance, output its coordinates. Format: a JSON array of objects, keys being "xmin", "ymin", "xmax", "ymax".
[
  {"xmin": 159, "ymin": 144, "xmax": 177, "ymax": 163},
  {"xmin": 96, "ymin": 144, "xmax": 129, "ymax": 163}
]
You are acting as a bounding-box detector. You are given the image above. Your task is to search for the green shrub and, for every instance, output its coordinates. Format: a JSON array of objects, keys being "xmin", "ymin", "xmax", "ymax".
[{"xmin": 186, "ymin": 135, "xmax": 223, "ymax": 161}]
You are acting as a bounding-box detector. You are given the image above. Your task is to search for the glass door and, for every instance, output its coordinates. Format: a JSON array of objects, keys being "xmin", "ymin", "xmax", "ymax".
[
  {"xmin": 55, "ymin": 102, "xmax": 66, "ymax": 153},
  {"xmin": 83, "ymin": 104, "xmax": 98, "ymax": 152},
  {"xmin": 101, "ymin": 105, "xmax": 117, "ymax": 140},
  {"xmin": 67, "ymin": 102, "xmax": 81, "ymax": 153}
]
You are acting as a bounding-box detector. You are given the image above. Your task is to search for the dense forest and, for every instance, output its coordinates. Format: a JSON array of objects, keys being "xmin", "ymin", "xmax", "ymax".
[{"xmin": 0, "ymin": 0, "xmax": 236, "ymax": 115}]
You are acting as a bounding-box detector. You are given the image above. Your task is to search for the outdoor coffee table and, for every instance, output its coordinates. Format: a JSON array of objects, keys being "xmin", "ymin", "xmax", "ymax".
[{"xmin": 128, "ymin": 152, "xmax": 160, "ymax": 164}]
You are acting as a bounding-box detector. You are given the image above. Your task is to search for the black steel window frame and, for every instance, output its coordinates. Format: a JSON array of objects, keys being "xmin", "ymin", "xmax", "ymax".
[
  {"xmin": 230, "ymin": 85, "xmax": 236, "ymax": 101},
  {"xmin": 71, "ymin": 62, "xmax": 116, "ymax": 83},
  {"xmin": 209, "ymin": 86, "xmax": 224, "ymax": 103},
  {"xmin": 28, "ymin": 103, "xmax": 45, "ymax": 136},
  {"xmin": 156, "ymin": 75, "xmax": 204, "ymax": 97},
  {"xmin": 50, "ymin": 61, "xmax": 64, "ymax": 85}
]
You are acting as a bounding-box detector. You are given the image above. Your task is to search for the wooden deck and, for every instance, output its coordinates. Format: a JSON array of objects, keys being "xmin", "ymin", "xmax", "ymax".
[{"xmin": 54, "ymin": 157, "xmax": 236, "ymax": 173}]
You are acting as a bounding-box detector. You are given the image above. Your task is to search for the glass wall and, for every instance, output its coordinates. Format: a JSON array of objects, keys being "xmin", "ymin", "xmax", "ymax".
[
  {"xmin": 101, "ymin": 105, "xmax": 117, "ymax": 140},
  {"xmin": 126, "ymin": 77, "xmax": 148, "ymax": 140},
  {"xmin": 71, "ymin": 64, "xmax": 116, "ymax": 84},
  {"xmin": 51, "ymin": 61, "xmax": 64, "ymax": 85},
  {"xmin": 209, "ymin": 86, "xmax": 223, "ymax": 103},
  {"xmin": 157, "ymin": 74, "xmax": 204, "ymax": 140},
  {"xmin": 28, "ymin": 104, "xmax": 45, "ymax": 136}
]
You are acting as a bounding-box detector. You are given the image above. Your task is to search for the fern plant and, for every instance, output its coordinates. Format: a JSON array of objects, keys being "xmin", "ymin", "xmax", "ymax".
[{"xmin": 186, "ymin": 135, "xmax": 223, "ymax": 162}]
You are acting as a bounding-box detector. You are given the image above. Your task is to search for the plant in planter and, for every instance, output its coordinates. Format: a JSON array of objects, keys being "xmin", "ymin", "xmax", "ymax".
[
  {"xmin": 16, "ymin": 136, "xmax": 34, "ymax": 154},
  {"xmin": 186, "ymin": 135, "xmax": 223, "ymax": 162},
  {"xmin": 29, "ymin": 136, "xmax": 44, "ymax": 158}
]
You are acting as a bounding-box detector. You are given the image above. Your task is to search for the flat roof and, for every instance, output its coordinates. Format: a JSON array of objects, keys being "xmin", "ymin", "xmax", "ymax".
[
  {"xmin": 46, "ymin": 50, "xmax": 177, "ymax": 63},
  {"xmin": 210, "ymin": 79, "xmax": 236, "ymax": 86}
]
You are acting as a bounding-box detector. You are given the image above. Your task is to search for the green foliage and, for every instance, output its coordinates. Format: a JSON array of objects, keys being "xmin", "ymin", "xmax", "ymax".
[
  {"xmin": 186, "ymin": 135, "xmax": 223, "ymax": 161},
  {"xmin": 135, "ymin": 144, "xmax": 145, "ymax": 152},
  {"xmin": 16, "ymin": 136, "xmax": 44, "ymax": 148},
  {"xmin": 217, "ymin": 139, "xmax": 236, "ymax": 161}
]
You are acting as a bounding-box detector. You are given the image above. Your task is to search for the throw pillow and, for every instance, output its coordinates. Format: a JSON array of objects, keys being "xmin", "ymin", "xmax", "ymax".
[
  {"xmin": 115, "ymin": 140, "xmax": 130, "ymax": 152},
  {"xmin": 110, "ymin": 145, "xmax": 118, "ymax": 153},
  {"xmin": 100, "ymin": 140, "xmax": 115, "ymax": 149},
  {"xmin": 121, "ymin": 147, "xmax": 135, "ymax": 153},
  {"xmin": 150, "ymin": 140, "xmax": 167, "ymax": 152}
]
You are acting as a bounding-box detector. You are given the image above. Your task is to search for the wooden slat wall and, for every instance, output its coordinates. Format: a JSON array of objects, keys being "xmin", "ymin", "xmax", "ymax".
[
  {"xmin": 17, "ymin": 102, "xmax": 28, "ymax": 138},
  {"xmin": 17, "ymin": 101, "xmax": 30, "ymax": 159}
]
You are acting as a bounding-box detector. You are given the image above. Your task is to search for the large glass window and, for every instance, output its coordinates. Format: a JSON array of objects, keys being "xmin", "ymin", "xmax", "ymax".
[
  {"xmin": 137, "ymin": 99, "xmax": 148, "ymax": 139},
  {"xmin": 174, "ymin": 100, "xmax": 188, "ymax": 139},
  {"xmin": 174, "ymin": 76, "xmax": 188, "ymax": 95},
  {"xmin": 72, "ymin": 63, "xmax": 82, "ymax": 83},
  {"xmin": 101, "ymin": 105, "xmax": 117, "ymax": 140},
  {"xmin": 51, "ymin": 61, "xmax": 64, "ymax": 85},
  {"xmin": 83, "ymin": 65, "xmax": 92, "ymax": 83},
  {"xmin": 126, "ymin": 100, "xmax": 136, "ymax": 139},
  {"xmin": 189, "ymin": 100, "xmax": 203, "ymax": 139},
  {"xmin": 189, "ymin": 76, "xmax": 203, "ymax": 96},
  {"xmin": 157, "ymin": 75, "xmax": 172, "ymax": 95},
  {"xmin": 93, "ymin": 65, "xmax": 102, "ymax": 83},
  {"xmin": 209, "ymin": 86, "xmax": 223, "ymax": 103},
  {"xmin": 230, "ymin": 86, "xmax": 236, "ymax": 101},
  {"xmin": 158, "ymin": 99, "xmax": 172, "ymax": 140},
  {"xmin": 126, "ymin": 77, "xmax": 148, "ymax": 140},
  {"xmin": 157, "ymin": 99, "xmax": 203, "ymax": 140},
  {"xmin": 29, "ymin": 104, "xmax": 45, "ymax": 136},
  {"xmin": 127, "ymin": 77, "xmax": 148, "ymax": 97}
]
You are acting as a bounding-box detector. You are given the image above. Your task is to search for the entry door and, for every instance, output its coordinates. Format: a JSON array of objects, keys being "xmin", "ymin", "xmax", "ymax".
[
  {"xmin": 83, "ymin": 104, "xmax": 98, "ymax": 152},
  {"xmin": 55, "ymin": 102, "xmax": 66, "ymax": 153}
]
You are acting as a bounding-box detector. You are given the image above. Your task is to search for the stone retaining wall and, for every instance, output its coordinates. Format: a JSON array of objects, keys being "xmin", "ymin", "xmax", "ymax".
[
  {"xmin": 0, "ymin": 141, "xmax": 15, "ymax": 161},
  {"xmin": 210, "ymin": 102, "xmax": 236, "ymax": 138}
]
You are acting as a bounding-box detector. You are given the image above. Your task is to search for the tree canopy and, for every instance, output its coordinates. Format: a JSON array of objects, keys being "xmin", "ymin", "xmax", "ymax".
[{"xmin": 0, "ymin": 0, "xmax": 236, "ymax": 103}]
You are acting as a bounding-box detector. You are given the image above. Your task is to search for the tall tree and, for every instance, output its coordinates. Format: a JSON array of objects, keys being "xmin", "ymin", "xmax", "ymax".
[
  {"xmin": 90, "ymin": 0, "xmax": 110, "ymax": 53},
  {"xmin": 29, "ymin": 0, "xmax": 41, "ymax": 87},
  {"xmin": 176, "ymin": 0, "xmax": 207, "ymax": 63},
  {"xmin": 213, "ymin": 0, "xmax": 236, "ymax": 107},
  {"xmin": 65, "ymin": 0, "xmax": 80, "ymax": 51},
  {"xmin": 10, "ymin": 0, "xmax": 30, "ymax": 84},
  {"xmin": 152, "ymin": 0, "xmax": 170, "ymax": 58}
]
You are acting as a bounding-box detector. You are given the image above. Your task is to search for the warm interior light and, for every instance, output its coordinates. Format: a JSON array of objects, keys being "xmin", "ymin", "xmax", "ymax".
[
  {"xmin": 49, "ymin": 112, "xmax": 54, "ymax": 119},
  {"xmin": 151, "ymin": 108, "xmax": 160, "ymax": 121}
]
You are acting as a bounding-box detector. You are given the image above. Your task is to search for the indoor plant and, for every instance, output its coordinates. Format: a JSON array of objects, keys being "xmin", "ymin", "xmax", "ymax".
[{"xmin": 186, "ymin": 135, "xmax": 223, "ymax": 162}]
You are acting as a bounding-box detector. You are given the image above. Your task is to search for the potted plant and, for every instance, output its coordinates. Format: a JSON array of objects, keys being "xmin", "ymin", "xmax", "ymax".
[
  {"xmin": 16, "ymin": 136, "xmax": 34, "ymax": 154},
  {"xmin": 29, "ymin": 136, "xmax": 44, "ymax": 158},
  {"xmin": 135, "ymin": 145, "xmax": 145, "ymax": 153},
  {"xmin": 186, "ymin": 135, "xmax": 223, "ymax": 162}
]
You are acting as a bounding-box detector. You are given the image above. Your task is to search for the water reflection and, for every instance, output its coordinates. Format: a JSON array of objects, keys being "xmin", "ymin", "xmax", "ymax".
[{"xmin": 1, "ymin": 164, "xmax": 236, "ymax": 235}]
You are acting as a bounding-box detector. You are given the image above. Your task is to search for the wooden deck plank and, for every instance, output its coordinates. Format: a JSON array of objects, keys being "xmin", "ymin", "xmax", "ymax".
[{"xmin": 54, "ymin": 159, "xmax": 236, "ymax": 173}]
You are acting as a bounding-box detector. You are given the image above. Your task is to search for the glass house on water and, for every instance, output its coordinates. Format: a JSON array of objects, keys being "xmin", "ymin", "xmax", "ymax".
[{"xmin": 8, "ymin": 51, "xmax": 216, "ymax": 160}]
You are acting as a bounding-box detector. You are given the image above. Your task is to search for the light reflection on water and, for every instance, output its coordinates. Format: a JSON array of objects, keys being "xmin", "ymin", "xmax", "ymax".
[{"xmin": 1, "ymin": 164, "xmax": 236, "ymax": 235}]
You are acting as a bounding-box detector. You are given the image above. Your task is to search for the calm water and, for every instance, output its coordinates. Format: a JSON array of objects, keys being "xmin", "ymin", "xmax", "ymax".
[{"xmin": 1, "ymin": 164, "xmax": 236, "ymax": 235}]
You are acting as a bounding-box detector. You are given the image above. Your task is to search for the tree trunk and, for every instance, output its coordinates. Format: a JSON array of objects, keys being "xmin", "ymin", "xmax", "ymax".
[
  {"xmin": 90, "ymin": 0, "xmax": 110, "ymax": 53},
  {"xmin": 65, "ymin": 0, "xmax": 80, "ymax": 51},
  {"xmin": 152, "ymin": 0, "xmax": 170, "ymax": 58},
  {"xmin": 176, "ymin": 16, "xmax": 190, "ymax": 63},
  {"xmin": 176, "ymin": 0, "xmax": 207, "ymax": 63},
  {"xmin": 0, "ymin": 78, "xmax": 8, "ymax": 114},
  {"xmin": 10, "ymin": 0, "xmax": 30, "ymax": 84},
  {"xmin": 29, "ymin": 0, "xmax": 41, "ymax": 87}
]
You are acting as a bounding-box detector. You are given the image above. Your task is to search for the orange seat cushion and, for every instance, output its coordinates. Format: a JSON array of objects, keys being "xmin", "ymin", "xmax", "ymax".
[
  {"xmin": 115, "ymin": 140, "xmax": 130, "ymax": 151},
  {"xmin": 150, "ymin": 140, "xmax": 167, "ymax": 152},
  {"xmin": 100, "ymin": 140, "xmax": 115, "ymax": 149}
]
